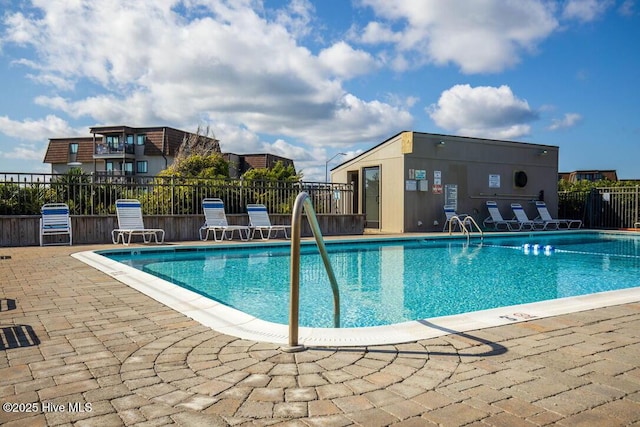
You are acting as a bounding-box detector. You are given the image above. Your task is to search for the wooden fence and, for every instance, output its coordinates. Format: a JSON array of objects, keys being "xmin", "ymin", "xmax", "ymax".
[{"xmin": 1, "ymin": 214, "xmax": 365, "ymax": 247}]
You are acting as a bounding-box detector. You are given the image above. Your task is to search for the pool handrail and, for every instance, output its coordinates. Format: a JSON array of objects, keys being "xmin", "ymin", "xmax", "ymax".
[
  {"xmin": 448, "ymin": 215, "xmax": 483, "ymax": 243},
  {"xmin": 284, "ymin": 192, "xmax": 340, "ymax": 352}
]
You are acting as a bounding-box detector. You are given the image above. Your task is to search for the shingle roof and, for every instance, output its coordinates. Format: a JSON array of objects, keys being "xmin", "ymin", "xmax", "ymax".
[{"xmin": 43, "ymin": 138, "xmax": 94, "ymax": 164}]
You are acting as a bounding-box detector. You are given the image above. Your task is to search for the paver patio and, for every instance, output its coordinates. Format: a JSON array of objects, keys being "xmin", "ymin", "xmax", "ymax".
[{"xmin": 1, "ymin": 243, "xmax": 639, "ymax": 426}]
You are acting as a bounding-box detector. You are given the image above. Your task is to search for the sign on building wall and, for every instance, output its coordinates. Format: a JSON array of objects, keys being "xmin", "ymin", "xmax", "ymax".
[
  {"xmin": 405, "ymin": 180, "xmax": 417, "ymax": 191},
  {"xmin": 408, "ymin": 168, "xmax": 427, "ymax": 180},
  {"xmin": 444, "ymin": 184, "xmax": 458, "ymax": 209},
  {"xmin": 433, "ymin": 170, "xmax": 442, "ymax": 194},
  {"xmin": 489, "ymin": 174, "xmax": 501, "ymax": 188}
]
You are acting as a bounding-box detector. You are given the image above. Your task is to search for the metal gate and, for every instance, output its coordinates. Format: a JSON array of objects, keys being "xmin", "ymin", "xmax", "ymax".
[{"xmin": 559, "ymin": 186, "xmax": 639, "ymax": 229}]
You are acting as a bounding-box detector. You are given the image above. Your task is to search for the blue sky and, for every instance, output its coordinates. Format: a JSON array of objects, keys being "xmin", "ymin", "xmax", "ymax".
[{"xmin": 0, "ymin": 0, "xmax": 638, "ymax": 181}]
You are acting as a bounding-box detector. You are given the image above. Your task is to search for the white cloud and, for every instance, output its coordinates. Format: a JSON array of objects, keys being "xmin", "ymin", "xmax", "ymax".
[
  {"xmin": 0, "ymin": 115, "xmax": 77, "ymax": 139},
  {"xmin": 0, "ymin": 144, "xmax": 45, "ymax": 161},
  {"xmin": 358, "ymin": 21, "xmax": 402, "ymax": 44},
  {"xmin": 1, "ymin": 0, "xmax": 410, "ymax": 155},
  {"xmin": 0, "ymin": 114, "xmax": 82, "ymax": 162},
  {"xmin": 354, "ymin": 0, "xmax": 559, "ymax": 73},
  {"xmin": 1, "ymin": 11, "xmax": 39, "ymax": 46},
  {"xmin": 427, "ymin": 84, "xmax": 538, "ymax": 139},
  {"xmin": 563, "ymin": 0, "xmax": 614, "ymax": 22},
  {"xmin": 548, "ymin": 112, "xmax": 582, "ymax": 130},
  {"xmin": 0, "ymin": 115, "xmax": 79, "ymax": 161},
  {"xmin": 318, "ymin": 41, "xmax": 378, "ymax": 79},
  {"xmin": 273, "ymin": 0, "xmax": 315, "ymax": 39}
]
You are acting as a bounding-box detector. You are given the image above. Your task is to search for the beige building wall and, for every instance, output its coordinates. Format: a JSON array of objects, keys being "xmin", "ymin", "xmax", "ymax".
[
  {"xmin": 332, "ymin": 131, "xmax": 559, "ymax": 233},
  {"xmin": 331, "ymin": 133, "xmax": 406, "ymax": 232}
]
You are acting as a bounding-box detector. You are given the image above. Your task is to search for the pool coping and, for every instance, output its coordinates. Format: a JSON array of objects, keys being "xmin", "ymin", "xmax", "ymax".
[{"xmin": 71, "ymin": 230, "xmax": 640, "ymax": 347}]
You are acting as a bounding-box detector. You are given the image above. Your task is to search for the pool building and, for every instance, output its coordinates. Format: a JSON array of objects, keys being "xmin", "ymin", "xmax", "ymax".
[{"xmin": 330, "ymin": 131, "xmax": 558, "ymax": 233}]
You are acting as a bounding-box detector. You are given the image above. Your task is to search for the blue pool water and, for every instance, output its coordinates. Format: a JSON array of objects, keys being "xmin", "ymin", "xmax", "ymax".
[{"xmin": 102, "ymin": 232, "xmax": 640, "ymax": 328}]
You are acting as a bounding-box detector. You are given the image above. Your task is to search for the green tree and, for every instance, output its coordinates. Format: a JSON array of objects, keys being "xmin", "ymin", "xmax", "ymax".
[
  {"xmin": 160, "ymin": 154, "xmax": 229, "ymax": 179},
  {"xmin": 558, "ymin": 179, "xmax": 638, "ymax": 192},
  {"xmin": 241, "ymin": 161, "xmax": 302, "ymax": 213},
  {"xmin": 0, "ymin": 182, "xmax": 44, "ymax": 214},
  {"xmin": 150, "ymin": 154, "xmax": 231, "ymax": 214},
  {"xmin": 241, "ymin": 161, "xmax": 301, "ymax": 182},
  {"xmin": 48, "ymin": 168, "xmax": 91, "ymax": 214}
]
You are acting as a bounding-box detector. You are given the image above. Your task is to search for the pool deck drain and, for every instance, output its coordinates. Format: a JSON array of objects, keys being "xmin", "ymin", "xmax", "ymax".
[{"xmin": 1, "ymin": 242, "xmax": 640, "ymax": 426}]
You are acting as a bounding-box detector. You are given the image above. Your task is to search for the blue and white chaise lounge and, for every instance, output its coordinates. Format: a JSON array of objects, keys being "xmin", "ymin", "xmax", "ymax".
[
  {"xmin": 247, "ymin": 204, "xmax": 291, "ymax": 240},
  {"xmin": 199, "ymin": 198, "xmax": 251, "ymax": 242},
  {"xmin": 443, "ymin": 205, "xmax": 473, "ymax": 232},
  {"xmin": 112, "ymin": 199, "xmax": 165, "ymax": 245},
  {"xmin": 535, "ymin": 201, "xmax": 581, "ymax": 229},
  {"xmin": 483, "ymin": 201, "xmax": 520, "ymax": 231},
  {"xmin": 511, "ymin": 203, "xmax": 545, "ymax": 231},
  {"xmin": 40, "ymin": 203, "xmax": 72, "ymax": 246}
]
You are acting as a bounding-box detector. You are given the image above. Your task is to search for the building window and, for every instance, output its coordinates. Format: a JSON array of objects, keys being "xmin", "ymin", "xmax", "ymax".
[
  {"xmin": 576, "ymin": 173, "xmax": 602, "ymax": 182},
  {"xmin": 137, "ymin": 161, "xmax": 148, "ymax": 174},
  {"xmin": 136, "ymin": 134, "xmax": 145, "ymax": 145},
  {"xmin": 69, "ymin": 143, "xmax": 79, "ymax": 154},
  {"xmin": 106, "ymin": 161, "xmax": 114, "ymax": 172},
  {"xmin": 106, "ymin": 135, "xmax": 120, "ymax": 149},
  {"xmin": 123, "ymin": 162, "xmax": 133, "ymax": 175},
  {"xmin": 126, "ymin": 134, "xmax": 134, "ymax": 145}
]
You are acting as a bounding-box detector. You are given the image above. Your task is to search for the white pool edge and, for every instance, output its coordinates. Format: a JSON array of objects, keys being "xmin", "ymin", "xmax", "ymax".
[{"xmin": 71, "ymin": 234, "xmax": 640, "ymax": 347}]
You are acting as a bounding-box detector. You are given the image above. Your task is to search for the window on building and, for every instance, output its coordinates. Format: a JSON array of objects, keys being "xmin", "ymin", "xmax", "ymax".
[
  {"xmin": 137, "ymin": 161, "xmax": 148, "ymax": 174},
  {"xmin": 136, "ymin": 134, "xmax": 146, "ymax": 145},
  {"xmin": 123, "ymin": 162, "xmax": 133, "ymax": 175},
  {"xmin": 106, "ymin": 135, "xmax": 120, "ymax": 149},
  {"xmin": 124, "ymin": 134, "xmax": 135, "ymax": 154},
  {"xmin": 106, "ymin": 161, "xmax": 114, "ymax": 172},
  {"xmin": 576, "ymin": 173, "xmax": 602, "ymax": 182},
  {"xmin": 69, "ymin": 143, "xmax": 79, "ymax": 154}
]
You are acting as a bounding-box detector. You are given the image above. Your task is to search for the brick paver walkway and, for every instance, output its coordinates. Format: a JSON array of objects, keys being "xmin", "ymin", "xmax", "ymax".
[{"xmin": 1, "ymin": 244, "xmax": 639, "ymax": 426}]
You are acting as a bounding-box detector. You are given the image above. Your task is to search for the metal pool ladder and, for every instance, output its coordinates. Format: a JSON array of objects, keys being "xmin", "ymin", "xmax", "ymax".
[
  {"xmin": 283, "ymin": 192, "xmax": 340, "ymax": 352},
  {"xmin": 448, "ymin": 215, "xmax": 484, "ymax": 244}
]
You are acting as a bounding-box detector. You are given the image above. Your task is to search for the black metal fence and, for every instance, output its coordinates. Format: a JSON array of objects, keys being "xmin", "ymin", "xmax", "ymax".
[
  {"xmin": 0, "ymin": 172, "xmax": 354, "ymax": 216},
  {"xmin": 559, "ymin": 186, "xmax": 640, "ymax": 229}
]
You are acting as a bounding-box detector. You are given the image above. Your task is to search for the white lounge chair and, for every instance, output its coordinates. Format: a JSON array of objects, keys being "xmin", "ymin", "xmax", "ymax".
[
  {"xmin": 443, "ymin": 205, "xmax": 473, "ymax": 232},
  {"xmin": 247, "ymin": 204, "xmax": 291, "ymax": 240},
  {"xmin": 112, "ymin": 199, "xmax": 165, "ymax": 245},
  {"xmin": 199, "ymin": 198, "xmax": 251, "ymax": 241},
  {"xmin": 483, "ymin": 201, "xmax": 520, "ymax": 231},
  {"xmin": 511, "ymin": 203, "xmax": 545, "ymax": 231},
  {"xmin": 40, "ymin": 203, "xmax": 72, "ymax": 246},
  {"xmin": 535, "ymin": 201, "xmax": 582, "ymax": 229}
]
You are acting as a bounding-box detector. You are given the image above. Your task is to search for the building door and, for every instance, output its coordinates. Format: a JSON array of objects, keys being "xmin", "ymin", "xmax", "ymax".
[
  {"xmin": 363, "ymin": 166, "xmax": 380, "ymax": 228},
  {"xmin": 347, "ymin": 171, "xmax": 359, "ymax": 214}
]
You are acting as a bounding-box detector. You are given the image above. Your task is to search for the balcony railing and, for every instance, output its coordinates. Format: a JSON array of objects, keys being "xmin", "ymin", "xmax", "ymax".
[{"xmin": 95, "ymin": 144, "xmax": 135, "ymax": 155}]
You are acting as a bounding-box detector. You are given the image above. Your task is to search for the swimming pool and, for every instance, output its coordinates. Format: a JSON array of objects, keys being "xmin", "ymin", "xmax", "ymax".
[{"xmin": 74, "ymin": 231, "xmax": 640, "ymax": 345}]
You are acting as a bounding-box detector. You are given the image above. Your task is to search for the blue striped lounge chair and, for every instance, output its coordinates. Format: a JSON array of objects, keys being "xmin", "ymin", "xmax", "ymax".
[
  {"xmin": 510, "ymin": 203, "xmax": 546, "ymax": 231},
  {"xmin": 112, "ymin": 199, "xmax": 165, "ymax": 245},
  {"xmin": 535, "ymin": 201, "xmax": 581, "ymax": 229},
  {"xmin": 40, "ymin": 203, "xmax": 72, "ymax": 246},
  {"xmin": 247, "ymin": 204, "xmax": 291, "ymax": 240},
  {"xmin": 483, "ymin": 201, "xmax": 520, "ymax": 231},
  {"xmin": 443, "ymin": 205, "xmax": 473, "ymax": 232},
  {"xmin": 200, "ymin": 198, "xmax": 251, "ymax": 242}
]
